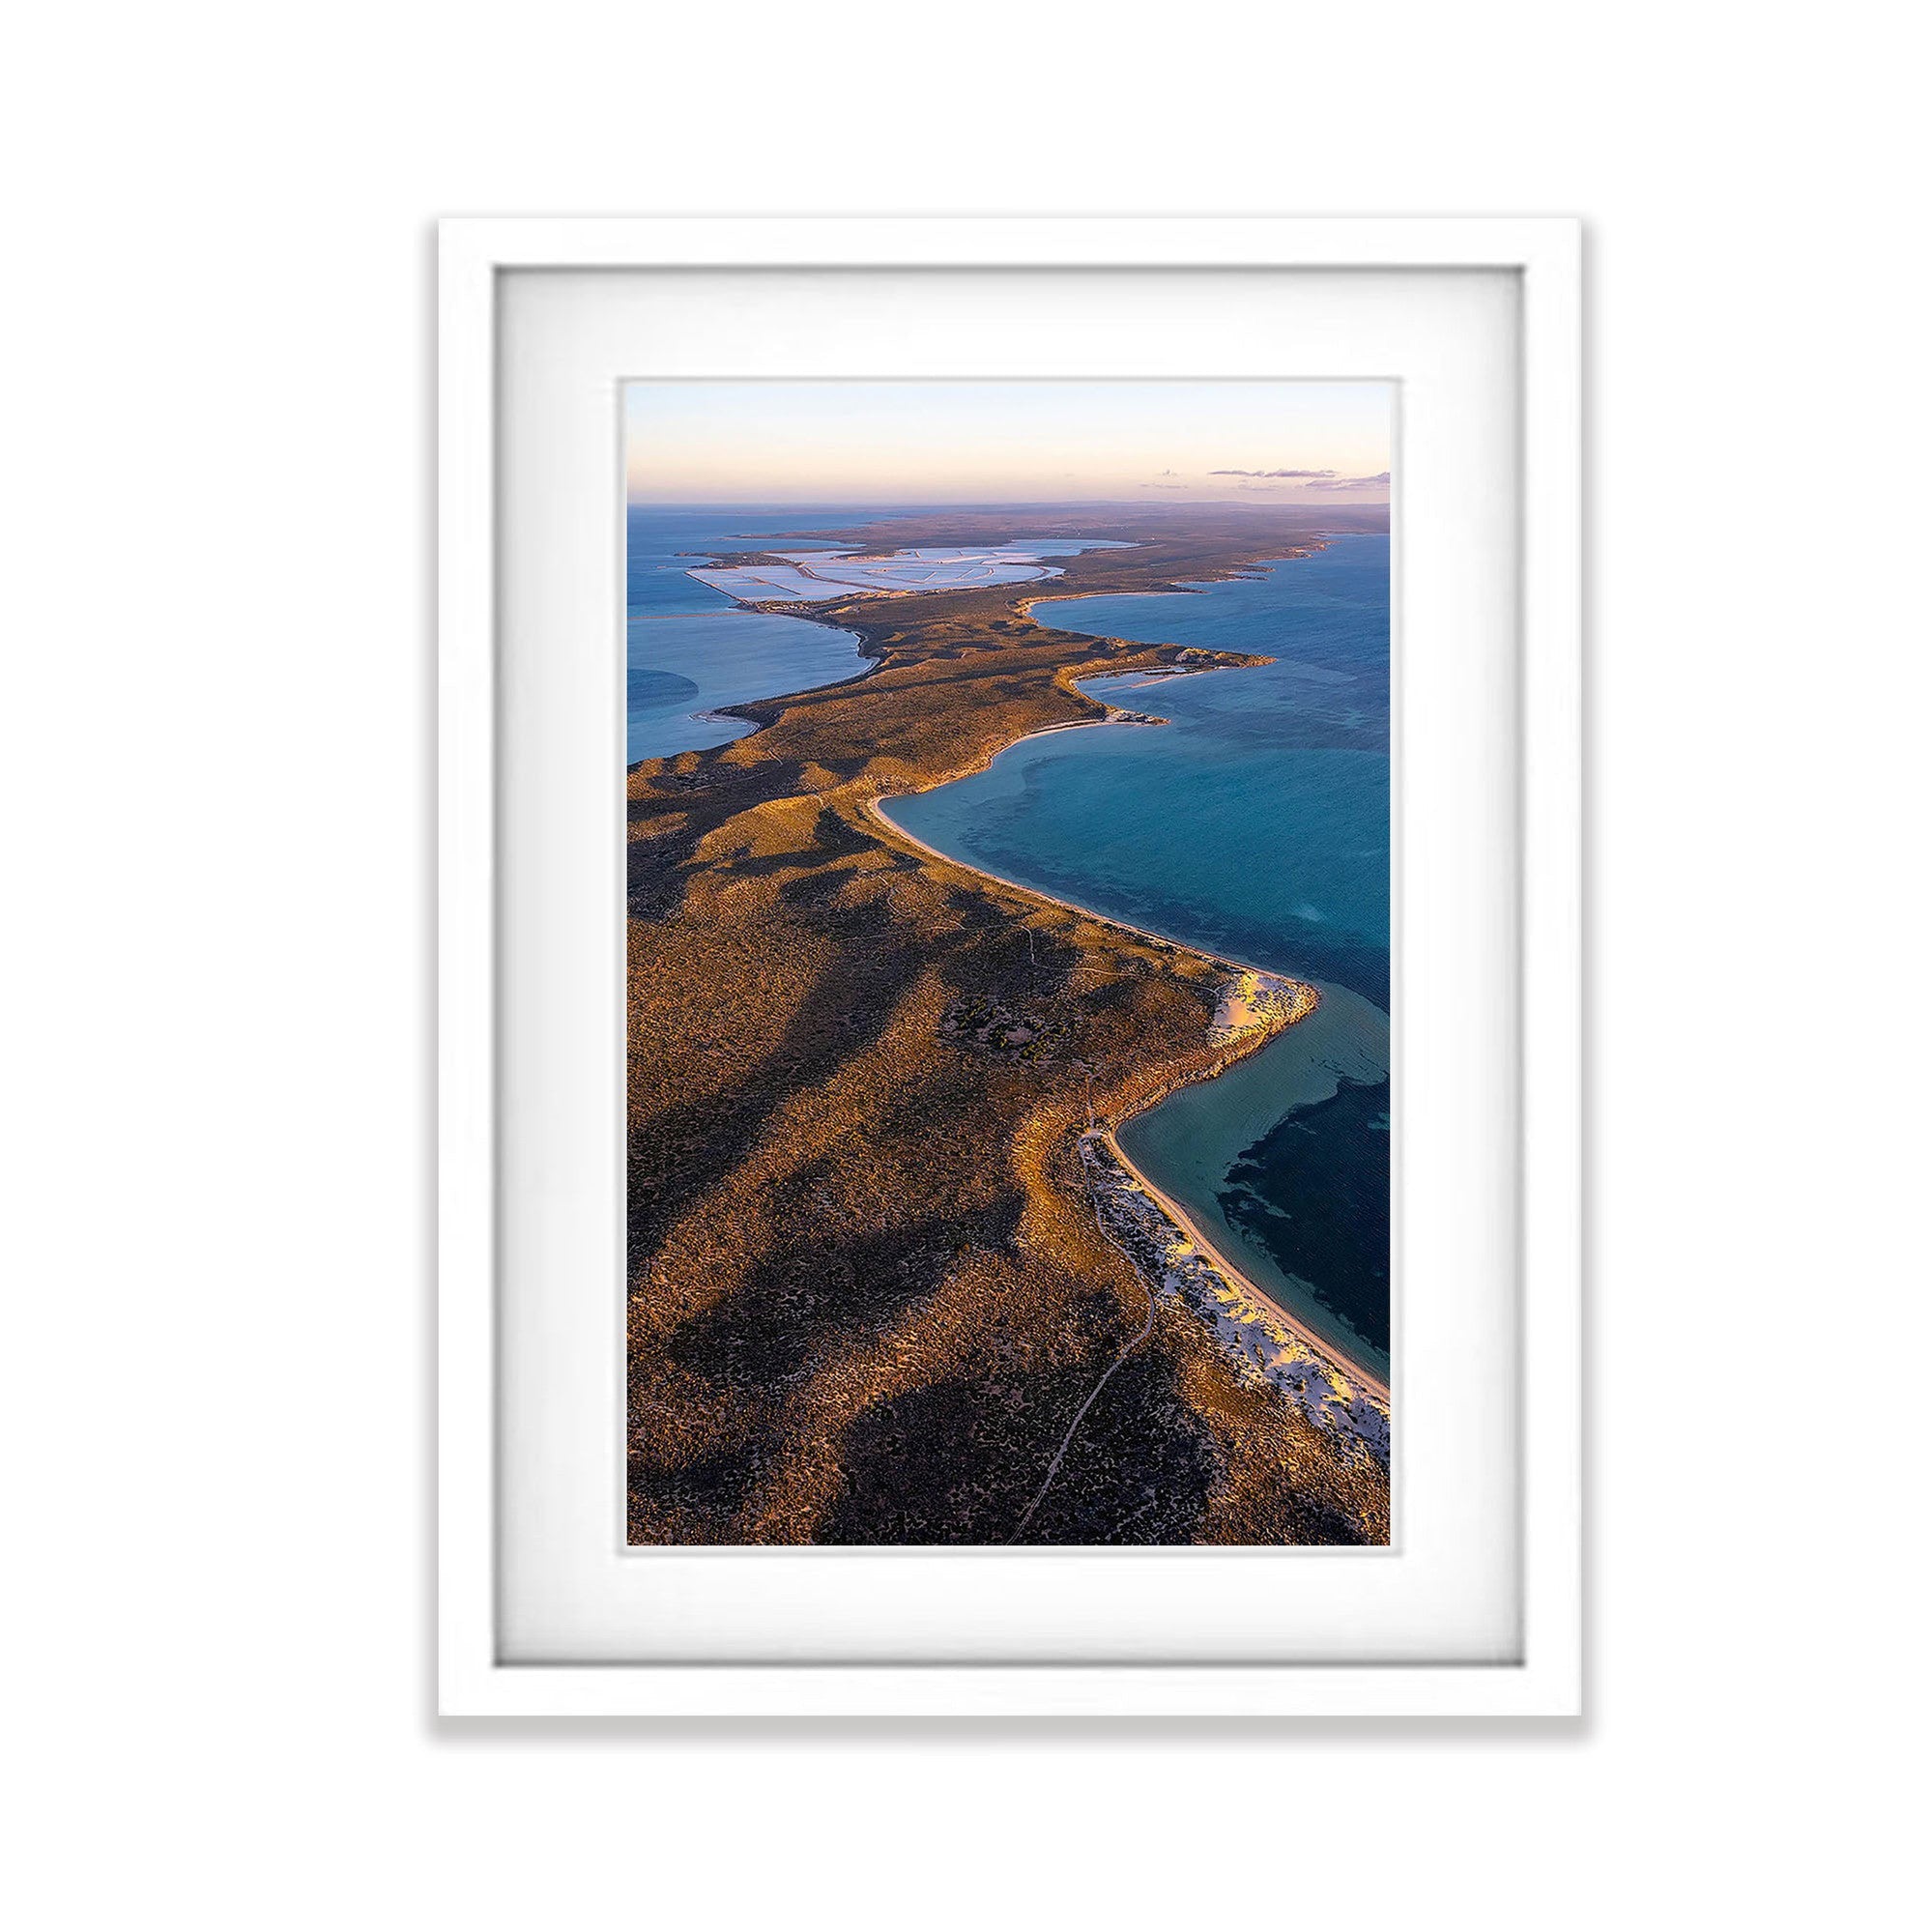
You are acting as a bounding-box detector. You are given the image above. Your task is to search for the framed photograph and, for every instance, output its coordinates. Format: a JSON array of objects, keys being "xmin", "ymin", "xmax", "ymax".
[{"xmin": 439, "ymin": 216, "xmax": 1581, "ymax": 1716}]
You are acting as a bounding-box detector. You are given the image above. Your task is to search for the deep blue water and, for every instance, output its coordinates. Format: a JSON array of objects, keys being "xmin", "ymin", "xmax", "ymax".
[
  {"xmin": 1221, "ymin": 1075, "xmax": 1390, "ymax": 1357},
  {"xmin": 885, "ymin": 533, "xmax": 1393, "ymax": 1378},
  {"xmin": 625, "ymin": 509, "xmax": 1394, "ymax": 1378},
  {"xmin": 625, "ymin": 506, "xmax": 1137, "ymax": 764},
  {"xmin": 626, "ymin": 506, "xmax": 861, "ymax": 619},
  {"xmin": 627, "ymin": 610, "xmax": 874, "ymax": 764},
  {"xmin": 626, "ymin": 506, "xmax": 896, "ymax": 763},
  {"xmin": 891, "ymin": 536, "xmax": 1390, "ymax": 1009}
]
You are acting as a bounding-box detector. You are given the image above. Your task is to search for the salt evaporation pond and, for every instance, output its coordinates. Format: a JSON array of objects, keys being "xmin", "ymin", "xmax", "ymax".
[
  {"xmin": 626, "ymin": 511, "xmax": 1130, "ymax": 762},
  {"xmin": 626, "ymin": 505, "xmax": 889, "ymax": 763},
  {"xmin": 688, "ymin": 540, "xmax": 1132, "ymax": 605}
]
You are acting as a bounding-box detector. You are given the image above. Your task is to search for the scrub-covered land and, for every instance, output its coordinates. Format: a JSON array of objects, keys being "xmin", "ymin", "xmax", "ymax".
[{"xmin": 626, "ymin": 503, "xmax": 1391, "ymax": 1544}]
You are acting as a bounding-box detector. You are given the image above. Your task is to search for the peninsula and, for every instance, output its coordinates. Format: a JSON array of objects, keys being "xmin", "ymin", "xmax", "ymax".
[{"xmin": 627, "ymin": 502, "xmax": 1390, "ymax": 1544}]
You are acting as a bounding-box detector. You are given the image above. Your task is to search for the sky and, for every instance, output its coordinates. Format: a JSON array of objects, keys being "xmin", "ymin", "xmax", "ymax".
[{"xmin": 623, "ymin": 381, "xmax": 1391, "ymax": 505}]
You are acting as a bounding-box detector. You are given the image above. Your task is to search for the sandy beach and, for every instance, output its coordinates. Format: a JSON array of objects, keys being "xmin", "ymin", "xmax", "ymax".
[
  {"xmin": 626, "ymin": 498, "xmax": 1392, "ymax": 1544},
  {"xmin": 862, "ymin": 779, "xmax": 1390, "ymax": 1416},
  {"xmin": 1100, "ymin": 1129, "xmax": 1390, "ymax": 1406},
  {"xmin": 865, "ymin": 769, "xmax": 1294, "ymax": 986}
]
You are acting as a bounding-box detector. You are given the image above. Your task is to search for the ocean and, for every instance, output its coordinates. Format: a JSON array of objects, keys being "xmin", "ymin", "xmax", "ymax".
[
  {"xmin": 886, "ymin": 533, "xmax": 1392, "ymax": 1378},
  {"xmin": 633, "ymin": 509, "xmax": 1136, "ymax": 764},
  {"xmin": 627, "ymin": 507, "xmax": 1392, "ymax": 1380},
  {"xmin": 626, "ymin": 508, "xmax": 1133, "ymax": 763},
  {"xmin": 626, "ymin": 505, "xmax": 884, "ymax": 763}
]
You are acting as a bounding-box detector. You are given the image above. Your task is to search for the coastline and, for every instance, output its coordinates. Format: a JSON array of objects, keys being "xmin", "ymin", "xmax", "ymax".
[
  {"xmin": 864, "ymin": 731, "xmax": 1289, "ymax": 987},
  {"xmin": 625, "ymin": 602, "xmax": 884, "ymax": 768},
  {"xmin": 658, "ymin": 537, "xmax": 1389, "ymax": 1412},
  {"xmin": 1005, "ymin": 539, "xmax": 1325, "ymax": 627},
  {"xmin": 1098, "ymin": 1129, "xmax": 1390, "ymax": 1408},
  {"xmin": 626, "ymin": 507, "xmax": 1393, "ymax": 1543},
  {"xmin": 862, "ymin": 771, "xmax": 1391, "ymax": 1417},
  {"xmin": 641, "ymin": 535, "xmax": 1321, "ymax": 774}
]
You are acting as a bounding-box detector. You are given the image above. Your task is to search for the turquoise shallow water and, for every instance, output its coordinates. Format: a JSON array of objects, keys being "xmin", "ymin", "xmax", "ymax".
[
  {"xmin": 887, "ymin": 533, "xmax": 1392, "ymax": 1377},
  {"xmin": 1115, "ymin": 983, "xmax": 1390, "ymax": 1377},
  {"xmin": 890, "ymin": 538, "xmax": 1389, "ymax": 1007},
  {"xmin": 624, "ymin": 508, "xmax": 1393, "ymax": 1377}
]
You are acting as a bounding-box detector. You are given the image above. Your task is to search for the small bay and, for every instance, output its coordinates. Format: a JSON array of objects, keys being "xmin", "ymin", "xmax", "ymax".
[
  {"xmin": 625, "ymin": 510, "xmax": 1134, "ymax": 764},
  {"xmin": 887, "ymin": 533, "xmax": 1393, "ymax": 1378},
  {"xmin": 627, "ymin": 610, "xmax": 870, "ymax": 763},
  {"xmin": 626, "ymin": 505, "xmax": 876, "ymax": 764}
]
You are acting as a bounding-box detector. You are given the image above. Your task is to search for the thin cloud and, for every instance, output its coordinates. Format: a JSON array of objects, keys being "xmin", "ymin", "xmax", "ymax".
[
  {"xmin": 1209, "ymin": 467, "xmax": 1337, "ymax": 478},
  {"xmin": 1306, "ymin": 471, "xmax": 1390, "ymax": 491}
]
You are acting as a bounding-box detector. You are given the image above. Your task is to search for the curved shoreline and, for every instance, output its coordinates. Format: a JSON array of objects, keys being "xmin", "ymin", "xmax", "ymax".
[
  {"xmin": 861, "ymin": 772, "xmax": 1391, "ymax": 1410},
  {"xmin": 651, "ymin": 534, "xmax": 1387, "ymax": 1403},
  {"xmin": 1100, "ymin": 1129, "xmax": 1389, "ymax": 1406},
  {"xmin": 632, "ymin": 536, "xmax": 1310, "ymax": 771},
  {"xmin": 1005, "ymin": 539, "xmax": 1325, "ymax": 626},
  {"xmin": 865, "ymin": 776, "xmax": 1280, "ymax": 984},
  {"xmin": 625, "ymin": 609, "xmax": 876, "ymax": 769}
]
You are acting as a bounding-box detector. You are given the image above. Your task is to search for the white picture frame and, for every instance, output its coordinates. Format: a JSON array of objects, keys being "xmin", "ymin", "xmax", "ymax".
[{"xmin": 439, "ymin": 216, "xmax": 1582, "ymax": 1718}]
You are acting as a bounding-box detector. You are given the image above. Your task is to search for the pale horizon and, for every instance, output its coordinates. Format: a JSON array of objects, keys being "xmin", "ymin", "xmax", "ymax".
[{"xmin": 624, "ymin": 380, "xmax": 1392, "ymax": 507}]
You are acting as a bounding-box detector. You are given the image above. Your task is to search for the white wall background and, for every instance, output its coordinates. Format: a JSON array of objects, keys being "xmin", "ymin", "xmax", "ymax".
[{"xmin": 3, "ymin": 5, "xmax": 1921, "ymax": 1927}]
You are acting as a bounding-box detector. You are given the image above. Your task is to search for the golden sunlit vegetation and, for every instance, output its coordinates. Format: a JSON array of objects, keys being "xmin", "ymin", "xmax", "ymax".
[{"xmin": 626, "ymin": 505, "xmax": 1391, "ymax": 1544}]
